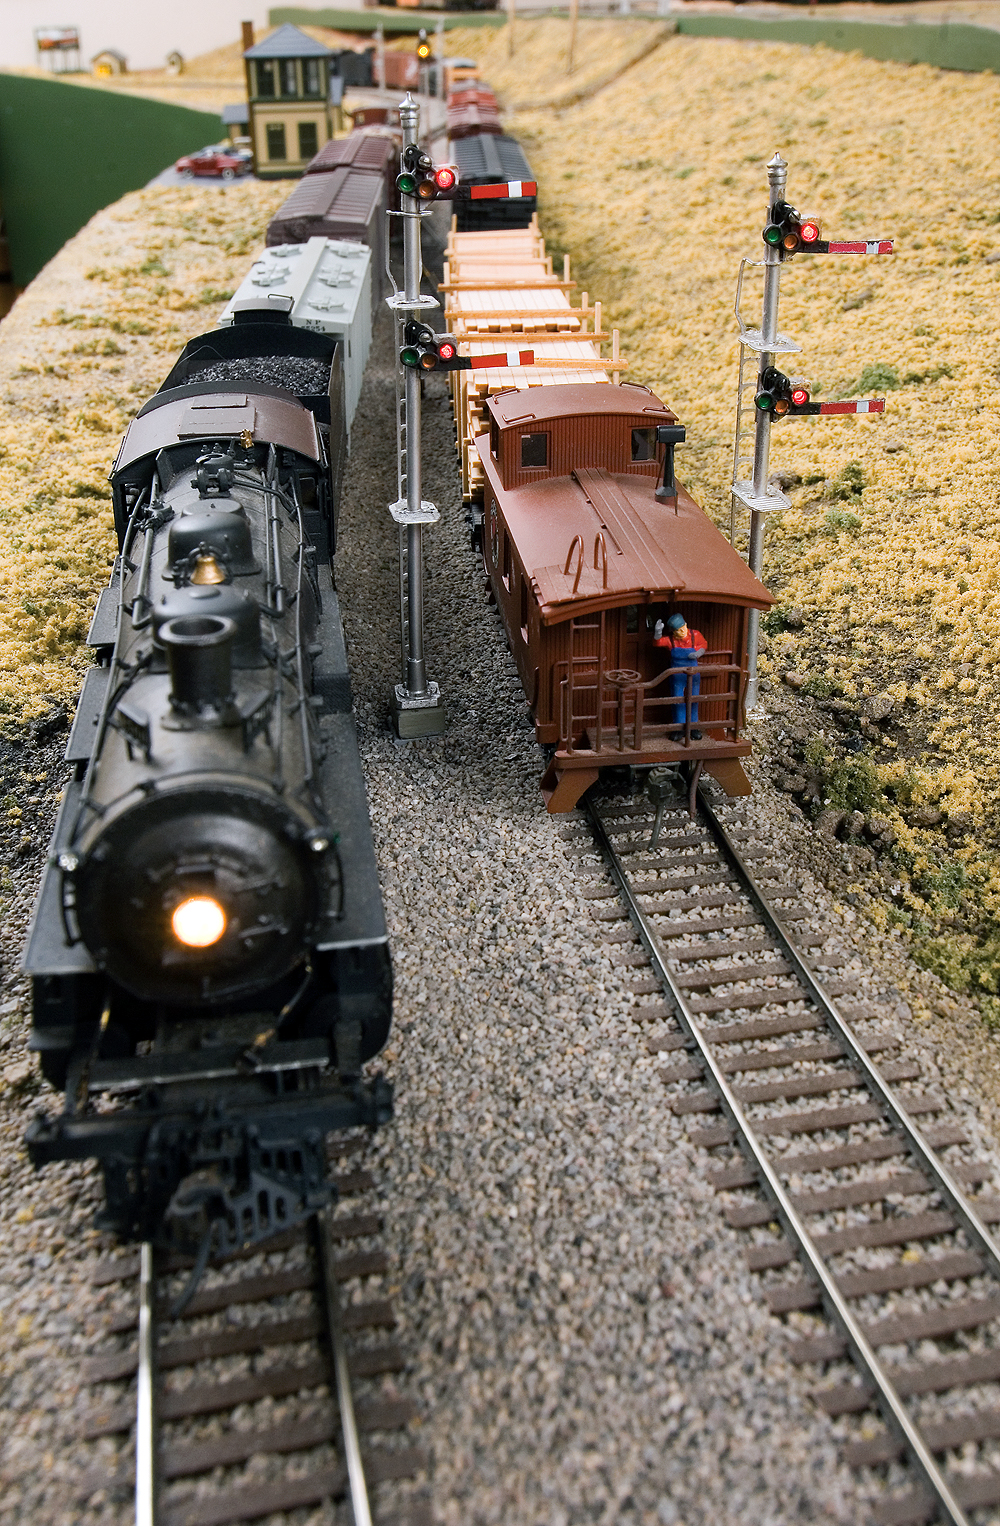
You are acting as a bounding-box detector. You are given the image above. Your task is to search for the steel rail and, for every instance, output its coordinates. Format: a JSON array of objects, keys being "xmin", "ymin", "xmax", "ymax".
[
  {"xmin": 135, "ymin": 1241, "xmax": 158, "ymax": 1526},
  {"xmin": 698, "ymin": 796, "xmax": 1000, "ymax": 1283},
  {"xmin": 317, "ymin": 1208, "xmax": 373, "ymax": 1526},
  {"xmin": 587, "ymin": 797, "xmax": 976, "ymax": 1526}
]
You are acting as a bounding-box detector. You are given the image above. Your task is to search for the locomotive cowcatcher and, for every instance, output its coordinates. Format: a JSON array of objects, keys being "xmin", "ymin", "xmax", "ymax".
[{"xmin": 477, "ymin": 383, "xmax": 774, "ymax": 812}]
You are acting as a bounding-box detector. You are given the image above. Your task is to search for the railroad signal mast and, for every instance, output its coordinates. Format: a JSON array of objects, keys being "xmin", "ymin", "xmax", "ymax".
[
  {"xmin": 416, "ymin": 29, "xmax": 432, "ymax": 95},
  {"xmin": 387, "ymin": 98, "xmax": 538, "ymax": 737},
  {"xmin": 387, "ymin": 95, "xmax": 448, "ymax": 739},
  {"xmin": 732, "ymin": 152, "xmax": 892, "ymax": 712}
]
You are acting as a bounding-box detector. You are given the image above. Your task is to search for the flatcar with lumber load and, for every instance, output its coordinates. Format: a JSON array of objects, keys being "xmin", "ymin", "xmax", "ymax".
[{"xmin": 441, "ymin": 222, "xmax": 620, "ymax": 506}]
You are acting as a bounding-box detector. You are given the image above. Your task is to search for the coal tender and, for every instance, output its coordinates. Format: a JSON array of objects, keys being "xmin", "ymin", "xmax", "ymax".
[{"xmin": 24, "ymin": 314, "xmax": 392, "ymax": 1255}]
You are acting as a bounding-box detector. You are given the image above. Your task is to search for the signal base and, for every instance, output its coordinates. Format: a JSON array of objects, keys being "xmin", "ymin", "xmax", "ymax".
[{"xmin": 392, "ymin": 682, "xmax": 446, "ymax": 739}]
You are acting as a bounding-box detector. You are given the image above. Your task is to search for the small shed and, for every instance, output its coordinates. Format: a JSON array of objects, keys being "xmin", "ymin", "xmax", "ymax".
[
  {"xmin": 244, "ymin": 24, "xmax": 335, "ymax": 179},
  {"xmin": 222, "ymin": 102, "xmax": 250, "ymax": 144},
  {"xmin": 92, "ymin": 49, "xmax": 127, "ymax": 77}
]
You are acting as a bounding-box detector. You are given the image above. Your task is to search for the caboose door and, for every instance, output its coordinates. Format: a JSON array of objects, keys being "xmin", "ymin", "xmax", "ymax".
[{"xmin": 616, "ymin": 604, "xmax": 641, "ymax": 731}]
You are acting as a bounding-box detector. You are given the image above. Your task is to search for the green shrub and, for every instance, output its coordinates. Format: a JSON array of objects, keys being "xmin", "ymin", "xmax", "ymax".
[
  {"xmin": 849, "ymin": 362, "xmax": 900, "ymax": 395},
  {"xmin": 828, "ymin": 461, "xmax": 865, "ymax": 500}
]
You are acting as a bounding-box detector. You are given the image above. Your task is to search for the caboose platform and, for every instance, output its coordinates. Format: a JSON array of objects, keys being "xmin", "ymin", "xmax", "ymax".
[{"xmin": 540, "ymin": 737, "xmax": 752, "ymax": 814}]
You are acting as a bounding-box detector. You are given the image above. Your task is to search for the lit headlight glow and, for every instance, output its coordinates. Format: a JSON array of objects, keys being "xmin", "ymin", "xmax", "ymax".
[{"xmin": 172, "ymin": 896, "xmax": 227, "ymax": 948}]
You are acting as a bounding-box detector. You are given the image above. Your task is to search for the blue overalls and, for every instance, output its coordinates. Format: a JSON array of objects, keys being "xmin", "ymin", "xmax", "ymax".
[{"xmin": 669, "ymin": 646, "xmax": 701, "ymax": 726}]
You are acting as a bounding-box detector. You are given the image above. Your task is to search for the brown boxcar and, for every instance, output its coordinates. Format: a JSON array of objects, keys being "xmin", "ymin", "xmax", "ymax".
[
  {"xmin": 266, "ymin": 166, "xmax": 386, "ymax": 296},
  {"xmin": 305, "ymin": 127, "xmax": 398, "ymax": 210},
  {"xmin": 477, "ymin": 383, "xmax": 774, "ymax": 813}
]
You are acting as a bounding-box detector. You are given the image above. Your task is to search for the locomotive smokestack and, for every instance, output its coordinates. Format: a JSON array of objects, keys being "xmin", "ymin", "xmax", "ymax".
[{"xmin": 160, "ymin": 615, "xmax": 236, "ymax": 718}]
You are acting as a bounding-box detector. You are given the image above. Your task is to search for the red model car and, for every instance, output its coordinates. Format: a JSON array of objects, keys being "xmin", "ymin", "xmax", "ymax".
[{"xmin": 175, "ymin": 145, "xmax": 252, "ymax": 181}]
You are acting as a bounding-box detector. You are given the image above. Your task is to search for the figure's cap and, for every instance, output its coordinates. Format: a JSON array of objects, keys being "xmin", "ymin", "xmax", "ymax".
[{"xmin": 666, "ymin": 613, "xmax": 687, "ymax": 632}]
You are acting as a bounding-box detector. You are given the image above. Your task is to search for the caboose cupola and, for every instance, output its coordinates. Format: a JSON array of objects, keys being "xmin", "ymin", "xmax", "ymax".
[{"xmin": 485, "ymin": 382, "xmax": 677, "ymax": 492}]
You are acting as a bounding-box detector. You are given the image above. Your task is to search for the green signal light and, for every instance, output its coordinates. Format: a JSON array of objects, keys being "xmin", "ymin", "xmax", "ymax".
[
  {"xmin": 400, "ymin": 346, "xmax": 421, "ymax": 367},
  {"xmin": 396, "ymin": 172, "xmax": 418, "ymax": 195},
  {"xmin": 762, "ymin": 223, "xmax": 783, "ymax": 245},
  {"xmin": 754, "ymin": 392, "xmax": 774, "ymax": 411}
]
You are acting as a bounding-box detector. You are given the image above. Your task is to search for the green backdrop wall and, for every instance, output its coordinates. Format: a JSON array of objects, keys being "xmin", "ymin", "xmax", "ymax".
[
  {"xmin": 0, "ymin": 73, "xmax": 224, "ymax": 288},
  {"xmin": 674, "ymin": 13, "xmax": 1000, "ymax": 73}
]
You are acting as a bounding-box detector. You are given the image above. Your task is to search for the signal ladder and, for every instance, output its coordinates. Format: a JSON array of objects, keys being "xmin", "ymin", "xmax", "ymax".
[
  {"xmin": 393, "ymin": 310, "xmax": 411, "ymax": 669},
  {"xmin": 729, "ymin": 255, "xmax": 801, "ymax": 548}
]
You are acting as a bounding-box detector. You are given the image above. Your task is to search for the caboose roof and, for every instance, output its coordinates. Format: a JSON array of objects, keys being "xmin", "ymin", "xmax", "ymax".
[
  {"xmin": 477, "ymin": 445, "xmax": 773, "ymax": 624},
  {"xmin": 487, "ymin": 381, "xmax": 674, "ymax": 429}
]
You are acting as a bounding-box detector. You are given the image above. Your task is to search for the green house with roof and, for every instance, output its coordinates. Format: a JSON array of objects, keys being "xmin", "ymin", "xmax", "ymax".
[{"xmin": 244, "ymin": 24, "xmax": 335, "ymax": 179}]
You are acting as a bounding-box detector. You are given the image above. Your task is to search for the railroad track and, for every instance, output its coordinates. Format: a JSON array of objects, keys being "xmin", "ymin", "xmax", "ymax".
[
  {"xmin": 568, "ymin": 783, "xmax": 1000, "ymax": 1526},
  {"xmin": 76, "ymin": 1140, "xmax": 429, "ymax": 1526}
]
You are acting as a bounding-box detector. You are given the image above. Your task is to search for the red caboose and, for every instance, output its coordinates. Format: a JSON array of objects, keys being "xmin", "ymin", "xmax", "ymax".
[{"xmin": 476, "ymin": 383, "xmax": 774, "ymax": 813}]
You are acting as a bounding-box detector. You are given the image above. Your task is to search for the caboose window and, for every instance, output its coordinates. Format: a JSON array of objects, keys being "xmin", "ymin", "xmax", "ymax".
[
  {"xmin": 490, "ymin": 418, "xmax": 499, "ymax": 458},
  {"xmin": 502, "ymin": 530, "xmax": 512, "ymax": 588},
  {"xmin": 625, "ymin": 606, "xmax": 638, "ymax": 634},
  {"xmin": 631, "ymin": 427, "xmax": 657, "ymax": 462},
  {"xmin": 521, "ymin": 432, "xmax": 548, "ymax": 468},
  {"xmin": 266, "ymin": 123, "xmax": 287, "ymax": 162}
]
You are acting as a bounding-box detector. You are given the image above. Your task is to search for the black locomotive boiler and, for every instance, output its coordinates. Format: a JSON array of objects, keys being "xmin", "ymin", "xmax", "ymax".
[{"xmin": 23, "ymin": 315, "xmax": 392, "ymax": 1257}]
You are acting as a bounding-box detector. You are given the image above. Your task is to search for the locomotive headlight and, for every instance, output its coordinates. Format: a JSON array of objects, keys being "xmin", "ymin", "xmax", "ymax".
[{"xmin": 172, "ymin": 896, "xmax": 227, "ymax": 948}]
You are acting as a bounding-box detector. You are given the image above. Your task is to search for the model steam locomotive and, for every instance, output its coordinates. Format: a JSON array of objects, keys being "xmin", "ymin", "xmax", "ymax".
[{"xmin": 23, "ymin": 314, "xmax": 392, "ymax": 1255}]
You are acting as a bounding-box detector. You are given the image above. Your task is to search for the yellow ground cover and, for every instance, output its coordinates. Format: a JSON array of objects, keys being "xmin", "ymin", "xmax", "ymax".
[
  {"xmin": 0, "ymin": 181, "xmax": 285, "ymax": 718},
  {"xmin": 392, "ymin": 17, "xmax": 669, "ymax": 109},
  {"xmin": 504, "ymin": 29, "xmax": 1000, "ymax": 997}
]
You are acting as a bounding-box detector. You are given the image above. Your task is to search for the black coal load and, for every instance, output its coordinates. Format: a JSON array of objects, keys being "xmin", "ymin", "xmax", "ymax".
[{"xmin": 193, "ymin": 356, "xmax": 332, "ymax": 396}]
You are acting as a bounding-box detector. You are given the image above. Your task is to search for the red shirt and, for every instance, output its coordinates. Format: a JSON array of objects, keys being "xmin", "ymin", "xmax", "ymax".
[{"xmin": 653, "ymin": 627, "xmax": 707, "ymax": 653}]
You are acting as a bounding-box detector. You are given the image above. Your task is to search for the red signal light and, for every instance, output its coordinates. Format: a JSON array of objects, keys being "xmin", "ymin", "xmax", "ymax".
[
  {"xmin": 799, "ymin": 219, "xmax": 821, "ymax": 243},
  {"xmin": 434, "ymin": 166, "xmax": 456, "ymax": 191},
  {"xmin": 791, "ymin": 385, "xmax": 810, "ymax": 407},
  {"xmin": 438, "ymin": 339, "xmax": 457, "ymax": 361}
]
